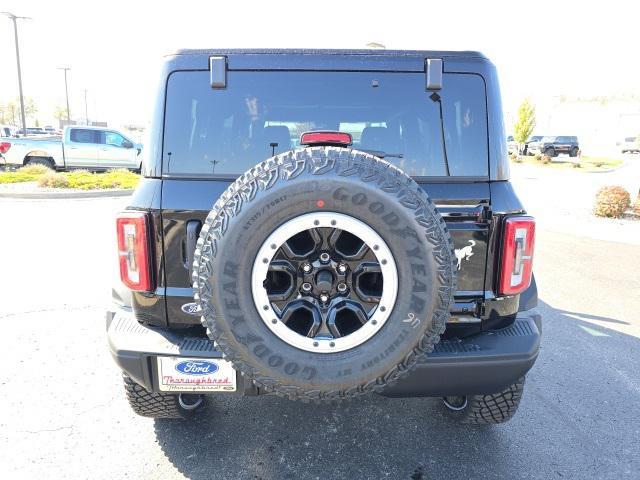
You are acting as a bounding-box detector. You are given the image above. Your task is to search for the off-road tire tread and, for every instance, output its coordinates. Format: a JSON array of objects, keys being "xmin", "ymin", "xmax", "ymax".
[
  {"xmin": 122, "ymin": 375, "xmax": 188, "ymax": 419},
  {"xmin": 192, "ymin": 147, "xmax": 456, "ymax": 402},
  {"xmin": 448, "ymin": 377, "xmax": 526, "ymax": 424}
]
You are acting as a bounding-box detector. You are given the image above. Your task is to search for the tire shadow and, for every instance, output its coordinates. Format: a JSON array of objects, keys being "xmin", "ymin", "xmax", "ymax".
[{"xmin": 154, "ymin": 393, "xmax": 507, "ymax": 480}]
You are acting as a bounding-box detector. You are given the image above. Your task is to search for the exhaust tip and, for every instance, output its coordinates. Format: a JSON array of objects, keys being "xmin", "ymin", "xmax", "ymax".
[
  {"xmin": 442, "ymin": 396, "xmax": 468, "ymax": 411},
  {"xmin": 178, "ymin": 393, "xmax": 204, "ymax": 411}
]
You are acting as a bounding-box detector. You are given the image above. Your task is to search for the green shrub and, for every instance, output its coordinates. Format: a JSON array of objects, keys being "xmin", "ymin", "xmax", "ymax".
[
  {"xmin": 0, "ymin": 171, "xmax": 38, "ymax": 184},
  {"xmin": 38, "ymin": 171, "xmax": 70, "ymax": 188},
  {"xmin": 63, "ymin": 169, "xmax": 139, "ymax": 190},
  {"xmin": 533, "ymin": 153, "xmax": 543, "ymax": 162},
  {"xmin": 572, "ymin": 161, "xmax": 581, "ymax": 168},
  {"xmin": 594, "ymin": 186, "xmax": 631, "ymax": 218},
  {"xmin": 3, "ymin": 167, "xmax": 139, "ymax": 190}
]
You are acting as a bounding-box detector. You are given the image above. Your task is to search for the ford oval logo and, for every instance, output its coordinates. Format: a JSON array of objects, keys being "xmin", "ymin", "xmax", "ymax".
[
  {"xmin": 175, "ymin": 360, "xmax": 219, "ymax": 375},
  {"xmin": 181, "ymin": 302, "xmax": 202, "ymax": 315}
]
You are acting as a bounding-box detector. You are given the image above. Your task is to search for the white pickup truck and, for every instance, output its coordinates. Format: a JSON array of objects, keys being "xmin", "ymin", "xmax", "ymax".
[{"xmin": 0, "ymin": 126, "xmax": 142, "ymax": 171}]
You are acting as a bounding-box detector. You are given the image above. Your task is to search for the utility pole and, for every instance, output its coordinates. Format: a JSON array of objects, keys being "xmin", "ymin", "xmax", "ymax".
[
  {"xmin": 58, "ymin": 67, "xmax": 71, "ymax": 124},
  {"xmin": 84, "ymin": 89, "xmax": 89, "ymax": 126},
  {"xmin": 2, "ymin": 12, "xmax": 31, "ymax": 135}
]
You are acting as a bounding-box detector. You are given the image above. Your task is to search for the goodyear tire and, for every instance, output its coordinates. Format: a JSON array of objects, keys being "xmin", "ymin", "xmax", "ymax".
[{"xmin": 192, "ymin": 147, "xmax": 456, "ymax": 401}]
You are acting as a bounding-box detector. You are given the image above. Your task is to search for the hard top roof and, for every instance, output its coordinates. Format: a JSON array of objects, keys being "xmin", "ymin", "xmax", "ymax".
[{"xmin": 169, "ymin": 48, "xmax": 486, "ymax": 58}]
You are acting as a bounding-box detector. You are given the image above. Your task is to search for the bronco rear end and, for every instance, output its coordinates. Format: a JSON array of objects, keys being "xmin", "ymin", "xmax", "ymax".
[{"xmin": 107, "ymin": 49, "xmax": 540, "ymax": 424}]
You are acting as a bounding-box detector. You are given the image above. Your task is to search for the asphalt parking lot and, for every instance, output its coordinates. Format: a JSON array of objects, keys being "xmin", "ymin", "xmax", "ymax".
[{"xmin": 1, "ymin": 191, "xmax": 639, "ymax": 480}]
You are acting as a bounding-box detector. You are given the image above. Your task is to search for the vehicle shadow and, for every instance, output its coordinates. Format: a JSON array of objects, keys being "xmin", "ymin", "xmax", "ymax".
[{"xmin": 154, "ymin": 300, "xmax": 640, "ymax": 480}]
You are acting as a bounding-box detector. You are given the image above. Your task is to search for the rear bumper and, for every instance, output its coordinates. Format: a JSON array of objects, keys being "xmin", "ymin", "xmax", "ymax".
[
  {"xmin": 381, "ymin": 311, "xmax": 541, "ymax": 397},
  {"xmin": 107, "ymin": 309, "xmax": 541, "ymax": 397}
]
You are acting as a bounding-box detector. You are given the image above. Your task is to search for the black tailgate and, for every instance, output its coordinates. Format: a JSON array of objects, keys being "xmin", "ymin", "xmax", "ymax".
[{"xmin": 160, "ymin": 179, "xmax": 490, "ymax": 326}]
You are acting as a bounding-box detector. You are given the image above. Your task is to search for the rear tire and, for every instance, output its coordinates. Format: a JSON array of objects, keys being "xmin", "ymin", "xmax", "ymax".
[
  {"xmin": 122, "ymin": 374, "xmax": 203, "ymax": 419},
  {"xmin": 441, "ymin": 377, "xmax": 526, "ymax": 424},
  {"xmin": 569, "ymin": 147, "xmax": 579, "ymax": 158},
  {"xmin": 544, "ymin": 147, "xmax": 555, "ymax": 158},
  {"xmin": 26, "ymin": 157, "xmax": 55, "ymax": 169}
]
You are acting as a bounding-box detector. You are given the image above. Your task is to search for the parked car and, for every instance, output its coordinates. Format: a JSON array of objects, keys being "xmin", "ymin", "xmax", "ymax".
[
  {"xmin": 619, "ymin": 136, "xmax": 639, "ymax": 154},
  {"xmin": 107, "ymin": 49, "xmax": 540, "ymax": 425},
  {"xmin": 527, "ymin": 135, "xmax": 580, "ymax": 157},
  {"xmin": 43, "ymin": 125, "xmax": 61, "ymax": 136},
  {"xmin": 524, "ymin": 135, "xmax": 543, "ymax": 155},
  {"xmin": 506, "ymin": 135, "xmax": 519, "ymax": 154},
  {"xmin": 0, "ymin": 125, "xmax": 142, "ymax": 171},
  {"xmin": 0, "ymin": 125, "xmax": 17, "ymax": 138}
]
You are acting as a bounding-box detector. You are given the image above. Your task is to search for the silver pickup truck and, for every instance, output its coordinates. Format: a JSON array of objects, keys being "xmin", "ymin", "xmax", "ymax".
[{"xmin": 0, "ymin": 126, "xmax": 142, "ymax": 171}]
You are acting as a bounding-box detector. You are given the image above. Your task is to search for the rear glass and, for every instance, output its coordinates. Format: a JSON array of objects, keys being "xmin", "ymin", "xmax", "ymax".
[
  {"xmin": 70, "ymin": 128, "xmax": 98, "ymax": 144},
  {"xmin": 163, "ymin": 71, "xmax": 488, "ymax": 177}
]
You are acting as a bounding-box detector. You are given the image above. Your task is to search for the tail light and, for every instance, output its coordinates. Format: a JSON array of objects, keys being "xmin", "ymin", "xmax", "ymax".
[
  {"xmin": 0, "ymin": 142, "xmax": 10, "ymax": 154},
  {"xmin": 300, "ymin": 131, "xmax": 352, "ymax": 147},
  {"xmin": 116, "ymin": 212, "xmax": 154, "ymax": 292},
  {"xmin": 498, "ymin": 216, "xmax": 535, "ymax": 295}
]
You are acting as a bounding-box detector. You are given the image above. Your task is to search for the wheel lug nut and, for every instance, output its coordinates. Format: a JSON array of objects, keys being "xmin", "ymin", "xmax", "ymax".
[
  {"xmin": 319, "ymin": 252, "xmax": 330, "ymax": 264},
  {"xmin": 302, "ymin": 263, "xmax": 312, "ymax": 273},
  {"xmin": 337, "ymin": 282, "xmax": 347, "ymax": 293},
  {"xmin": 302, "ymin": 282, "xmax": 312, "ymax": 292},
  {"xmin": 320, "ymin": 293, "xmax": 329, "ymax": 303},
  {"xmin": 337, "ymin": 263, "xmax": 347, "ymax": 274}
]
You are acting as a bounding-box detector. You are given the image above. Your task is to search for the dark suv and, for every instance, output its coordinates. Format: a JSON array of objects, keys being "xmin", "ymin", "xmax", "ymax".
[
  {"xmin": 107, "ymin": 49, "xmax": 540, "ymax": 425},
  {"xmin": 528, "ymin": 135, "xmax": 580, "ymax": 157}
]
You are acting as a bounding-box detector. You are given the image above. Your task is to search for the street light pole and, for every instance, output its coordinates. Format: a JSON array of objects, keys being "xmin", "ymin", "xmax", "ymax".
[
  {"xmin": 2, "ymin": 12, "xmax": 31, "ymax": 135},
  {"xmin": 84, "ymin": 89, "xmax": 89, "ymax": 126},
  {"xmin": 58, "ymin": 67, "xmax": 71, "ymax": 124}
]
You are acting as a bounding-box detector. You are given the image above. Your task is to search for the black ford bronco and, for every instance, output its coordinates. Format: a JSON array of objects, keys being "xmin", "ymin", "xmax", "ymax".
[{"xmin": 107, "ymin": 49, "xmax": 540, "ymax": 424}]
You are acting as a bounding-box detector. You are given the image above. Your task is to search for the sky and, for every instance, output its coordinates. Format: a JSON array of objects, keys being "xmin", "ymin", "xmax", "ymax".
[{"xmin": 1, "ymin": 0, "xmax": 639, "ymax": 129}]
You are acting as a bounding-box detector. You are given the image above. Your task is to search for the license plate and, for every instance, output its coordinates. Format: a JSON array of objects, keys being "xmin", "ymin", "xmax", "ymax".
[{"xmin": 157, "ymin": 356, "xmax": 236, "ymax": 392}]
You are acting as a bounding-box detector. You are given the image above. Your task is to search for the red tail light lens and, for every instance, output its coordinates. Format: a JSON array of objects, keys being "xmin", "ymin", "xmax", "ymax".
[
  {"xmin": 300, "ymin": 131, "xmax": 352, "ymax": 146},
  {"xmin": 116, "ymin": 212, "xmax": 154, "ymax": 292},
  {"xmin": 499, "ymin": 216, "xmax": 535, "ymax": 295},
  {"xmin": 0, "ymin": 142, "xmax": 11, "ymax": 154}
]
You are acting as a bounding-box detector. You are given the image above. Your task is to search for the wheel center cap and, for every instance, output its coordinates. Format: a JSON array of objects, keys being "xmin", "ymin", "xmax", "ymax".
[{"xmin": 315, "ymin": 269, "xmax": 334, "ymax": 291}]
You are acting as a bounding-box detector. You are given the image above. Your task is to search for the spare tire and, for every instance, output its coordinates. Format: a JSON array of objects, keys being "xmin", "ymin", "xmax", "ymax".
[{"xmin": 192, "ymin": 147, "xmax": 456, "ymax": 401}]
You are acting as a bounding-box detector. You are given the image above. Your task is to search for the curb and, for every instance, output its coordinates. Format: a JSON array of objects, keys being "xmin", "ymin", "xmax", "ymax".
[
  {"xmin": 511, "ymin": 161, "xmax": 624, "ymax": 174},
  {"xmin": 0, "ymin": 189, "xmax": 134, "ymax": 199}
]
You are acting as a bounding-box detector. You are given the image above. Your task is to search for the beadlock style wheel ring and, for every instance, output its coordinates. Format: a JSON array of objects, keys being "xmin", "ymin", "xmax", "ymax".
[{"xmin": 251, "ymin": 212, "xmax": 398, "ymax": 353}]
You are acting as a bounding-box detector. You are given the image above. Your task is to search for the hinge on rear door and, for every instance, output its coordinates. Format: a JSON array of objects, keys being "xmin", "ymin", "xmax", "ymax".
[
  {"xmin": 425, "ymin": 58, "xmax": 443, "ymax": 90},
  {"xmin": 480, "ymin": 204, "xmax": 493, "ymax": 222},
  {"xmin": 210, "ymin": 56, "xmax": 227, "ymax": 89}
]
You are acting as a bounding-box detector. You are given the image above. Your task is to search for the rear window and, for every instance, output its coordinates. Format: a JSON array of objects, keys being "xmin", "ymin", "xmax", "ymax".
[
  {"xmin": 163, "ymin": 71, "xmax": 488, "ymax": 177},
  {"xmin": 70, "ymin": 128, "xmax": 98, "ymax": 144}
]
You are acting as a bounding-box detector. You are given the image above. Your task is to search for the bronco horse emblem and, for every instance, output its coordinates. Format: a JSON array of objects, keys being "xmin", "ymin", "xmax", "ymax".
[{"xmin": 454, "ymin": 240, "xmax": 476, "ymax": 270}]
